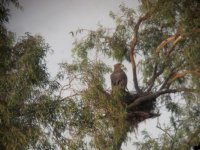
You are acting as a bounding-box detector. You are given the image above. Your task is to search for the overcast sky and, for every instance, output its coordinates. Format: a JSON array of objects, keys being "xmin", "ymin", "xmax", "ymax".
[
  {"xmin": 8, "ymin": 0, "xmax": 138, "ymax": 76},
  {"xmin": 7, "ymin": 0, "xmax": 170, "ymax": 149}
]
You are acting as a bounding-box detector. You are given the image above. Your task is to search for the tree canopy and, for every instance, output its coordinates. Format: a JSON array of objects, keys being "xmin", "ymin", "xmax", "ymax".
[
  {"xmin": 1, "ymin": 1, "xmax": 67, "ymax": 149},
  {"xmin": 1, "ymin": 0, "xmax": 200, "ymax": 150},
  {"xmin": 59, "ymin": 0, "xmax": 200, "ymax": 149}
]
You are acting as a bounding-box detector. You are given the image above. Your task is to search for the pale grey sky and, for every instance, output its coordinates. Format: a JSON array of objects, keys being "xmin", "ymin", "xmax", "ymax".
[
  {"xmin": 7, "ymin": 0, "xmax": 170, "ymax": 149},
  {"xmin": 8, "ymin": 0, "xmax": 138, "ymax": 77}
]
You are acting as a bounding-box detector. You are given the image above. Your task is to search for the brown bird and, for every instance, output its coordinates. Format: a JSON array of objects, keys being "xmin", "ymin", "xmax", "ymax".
[{"xmin": 110, "ymin": 63, "xmax": 127, "ymax": 91}]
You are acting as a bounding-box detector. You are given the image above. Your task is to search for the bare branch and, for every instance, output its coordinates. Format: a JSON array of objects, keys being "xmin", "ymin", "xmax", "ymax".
[
  {"xmin": 146, "ymin": 32, "xmax": 185, "ymax": 92},
  {"xmin": 156, "ymin": 34, "xmax": 181, "ymax": 54},
  {"xmin": 60, "ymin": 92, "xmax": 82, "ymax": 102},
  {"xmin": 156, "ymin": 118, "xmax": 173, "ymax": 139},
  {"xmin": 167, "ymin": 70, "xmax": 200, "ymax": 86},
  {"xmin": 146, "ymin": 63, "xmax": 158, "ymax": 92},
  {"xmin": 146, "ymin": 63, "xmax": 167, "ymax": 92},
  {"xmin": 166, "ymin": 35, "xmax": 182, "ymax": 57},
  {"xmin": 156, "ymin": 28, "xmax": 200, "ymax": 55},
  {"xmin": 130, "ymin": 12, "xmax": 151, "ymax": 93},
  {"xmin": 159, "ymin": 60, "xmax": 185, "ymax": 90}
]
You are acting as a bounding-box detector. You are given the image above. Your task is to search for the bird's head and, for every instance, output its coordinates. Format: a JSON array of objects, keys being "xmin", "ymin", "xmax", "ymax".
[
  {"xmin": 114, "ymin": 63, "xmax": 124, "ymax": 71},
  {"xmin": 114, "ymin": 63, "xmax": 127, "ymax": 71},
  {"xmin": 114, "ymin": 63, "xmax": 121, "ymax": 69}
]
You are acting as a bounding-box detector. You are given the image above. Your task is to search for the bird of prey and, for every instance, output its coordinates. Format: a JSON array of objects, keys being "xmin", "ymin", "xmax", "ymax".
[{"xmin": 110, "ymin": 63, "xmax": 127, "ymax": 91}]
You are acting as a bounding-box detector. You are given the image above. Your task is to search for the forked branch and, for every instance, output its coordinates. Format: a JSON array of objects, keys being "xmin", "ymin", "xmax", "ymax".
[
  {"xmin": 127, "ymin": 88, "xmax": 196, "ymax": 110},
  {"xmin": 156, "ymin": 34, "xmax": 182, "ymax": 54},
  {"xmin": 167, "ymin": 70, "xmax": 200, "ymax": 86}
]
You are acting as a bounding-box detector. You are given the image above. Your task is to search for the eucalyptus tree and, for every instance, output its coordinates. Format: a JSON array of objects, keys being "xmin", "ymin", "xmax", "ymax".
[
  {"xmin": 0, "ymin": 1, "xmax": 68, "ymax": 149},
  {"xmin": 59, "ymin": 0, "xmax": 200, "ymax": 149}
]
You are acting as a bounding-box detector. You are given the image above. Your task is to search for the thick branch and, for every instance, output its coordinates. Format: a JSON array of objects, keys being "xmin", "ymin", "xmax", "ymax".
[
  {"xmin": 127, "ymin": 88, "xmax": 196, "ymax": 110},
  {"xmin": 130, "ymin": 12, "xmax": 151, "ymax": 93}
]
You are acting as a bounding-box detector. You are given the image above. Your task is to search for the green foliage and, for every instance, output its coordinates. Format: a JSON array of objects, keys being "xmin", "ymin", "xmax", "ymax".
[
  {"xmin": 59, "ymin": 55, "xmax": 130, "ymax": 149},
  {"xmin": 2, "ymin": 0, "xmax": 200, "ymax": 149},
  {"xmin": 134, "ymin": 0, "xmax": 200, "ymax": 149},
  {"xmin": 0, "ymin": 2, "xmax": 68, "ymax": 149},
  {"xmin": 71, "ymin": 4, "xmax": 136, "ymax": 63},
  {"xmin": 135, "ymin": 95, "xmax": 200, "ymax": 150},
  {"xmin": 0, "ymin": 25, "xmax": 59, "ymax": 149},
  {"xmin": 0, "ymin": 0, "xmax": 22, "ymax": 24},
  {"xmin": 61, "ymin": 0, "xmax": 200, "ymax": 149}
]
